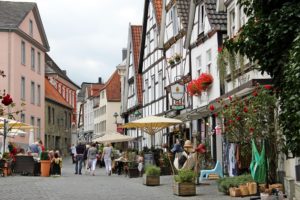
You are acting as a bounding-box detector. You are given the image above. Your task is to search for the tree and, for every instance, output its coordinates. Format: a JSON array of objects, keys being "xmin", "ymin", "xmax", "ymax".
[{"xmin": 224, "ymin": 0, "xmax": 300, "ymax": 157}]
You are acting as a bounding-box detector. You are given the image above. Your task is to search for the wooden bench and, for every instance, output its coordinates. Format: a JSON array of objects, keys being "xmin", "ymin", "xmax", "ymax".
[{"xmin": 14, "ymin": 156, "xmax": 35, "ymax": 175}]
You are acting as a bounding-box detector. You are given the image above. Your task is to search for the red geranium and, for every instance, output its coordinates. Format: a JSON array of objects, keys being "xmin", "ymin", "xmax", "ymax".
[
  {"xmin": 243, "ymin": 107, "xmax": 248, "ymax": 113},
  {"xmin": 252, "ymin": 91, "xmax": 258, "ymax": 97},
  {"xmin": 187, "ymin": 79, "xmax": 202, "ymax": 96},
  {"xmin": 2, "ymin": 94, "xmax": 13, "ymax": 106},
  {"xmin": 209, "ymin": 104, "xmax": 215, "ymax": 111},
  {"xmin": 197, "ymin": 73, "xmax": 213, "ymax": 91},
  {"xmin": 264, "ymin": 85, "xmax": 273, "ymax": 90}
]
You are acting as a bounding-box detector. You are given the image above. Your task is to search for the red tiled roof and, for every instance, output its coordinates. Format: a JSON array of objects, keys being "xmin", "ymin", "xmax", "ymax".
[
  {"xmin": 101, "ymin": 70, "xmax": 121, "ymax": 102},
  {"xmin": 131, "ymin": 25, "xmax": 143, "ymax": 105},
  {"xmin": 152, "ymin": 0, "xmax": 163, "ymax": 26},
  {"xmin": 45, "ymin": 78, "xmax": 72, "ymax": 109},
  {"xmin": 87, "ymin": 84, "xmax": 105, "ymax": 98}
]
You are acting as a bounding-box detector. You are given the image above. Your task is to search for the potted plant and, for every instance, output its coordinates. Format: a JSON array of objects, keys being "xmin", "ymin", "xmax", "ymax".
[
  {"xmin": 187, "ymin": 79, "xmax": 202, "ymax": 96},
  {"xmin": 40, "ymin": 151, "xmax": 51, "ymax": 177},
  {"xmin": 143, "ymin": 164, "xmax": 160, "ymax": 186},
  {"xmin": 128, "ymin": 162, "xmax": 139, "ymax": 178},
  {"xmin": 174, "ymin": 53, "xmax": 182, "ymax": 62},
  {"xmin": 168, "ymin": 57, "xmax": 175, "ymax": 65},
  {"xmin": 197, "ymin": 73, "xmax": 213, "ymax": 90},
  {"xmin": 173, "ymin": 169, "xmax": 196, "ymax": 196}
]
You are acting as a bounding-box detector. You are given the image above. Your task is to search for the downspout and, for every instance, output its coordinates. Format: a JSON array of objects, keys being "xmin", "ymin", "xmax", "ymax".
[{"xmin": 8, "ymin": 29, "xmax": 12, "ymax": 95}]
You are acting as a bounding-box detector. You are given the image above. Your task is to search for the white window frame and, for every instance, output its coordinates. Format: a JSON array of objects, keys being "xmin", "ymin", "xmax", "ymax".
[
  {"xmin": 151, "ymin": 75, "xmax": 155, "ymax": 102},
  {"xmin": 158, "ymin": 71, "xmax": 163, "ymax": 98},
  {"xmin": 37, "ymin": 52, "xmax": 41, "ymax": 74}
]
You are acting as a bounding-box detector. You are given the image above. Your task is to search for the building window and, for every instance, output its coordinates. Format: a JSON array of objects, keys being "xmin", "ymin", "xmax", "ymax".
[
  {"xmin": 196, "ymin": 55, "xmax": 202, "ymax": 73},
  {"xmin": 65, "ymin": 111, "xmax": 68, "ymax": 128},
  {"xmin": 153, "ymin": 27, "xmax": 157, "ymax": 47},
  {"xmin": 144, "ymin": 79, "xmax": 149, "ymax": 104},
  {"xmin": 172, "ymin": 7, "xmax": 178, "ymax": 35},
  {"xmin": 31, "ymin": 81, "xmax": 35, "ymax": 104},
  {"xmin": 30, "ymin": 116, "xmax": 35, "ymax": 127},
  {"xmin": 21, "ymin": 113, "xmax": 25, "ymax": 123},
  {"xmin": 37, "ymin": 118, "xmax": 41, "ymax": 139},
  {"xmin": 21, "ymin": 77, "xmax": 25, "ymax": 100},
  {"xmin": 37, "ymin": 84, "xmax": 41, "ymax": 106},
  {"xmin": 31, "ymin": 48, "xmax": 35, "ymax": 70},
  {"xmin": 151, "ymin": 76, "xmax": 155, "ymax": 102},
  {"xmin": 229, "ymin": 10, "xmax": 235, "ymax": 37},
  {"xmin": 21, "ymin": 41, "xmax": 26, "ymax": 65},
  {"xmin": 29, "ymin": 20, "xmax": 33, "ymax": 36},
  {"xmin": 158, "ymin": 71, "xmax": 163, "ymax": 98},
  {"xmin": 48, "ymin": 106, "xmax": 51, "ymax": 123},
  {"xmin": 206, "ymin": 49, "xmax": 212, "ymax": 74},
  {"xmin": 37, "ymin": 52, "xmax": 41, "ymax": 74},
  {"xmin": 52, "ymin": 108, "xmax": 55, "ymax": 124},
  {"xmin": 198, "ymin": 4, "xmax": 205, "ymax": 34},
  {"xmin": 146, "ymin": 34, "xmax": 150, "ymax": 55}
]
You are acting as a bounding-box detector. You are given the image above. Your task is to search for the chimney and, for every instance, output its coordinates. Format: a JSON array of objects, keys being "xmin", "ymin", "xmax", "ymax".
[
  {"xmin": 98, "ymin": 77, "xmax": 102, "ymax": 84},
  {"xmin": 62, "ymin": 70, "xmax": 67, "ymax": 75},
  {"xmin": 122, "ymin": 48, "xmax": 127, "ymax": 61}
]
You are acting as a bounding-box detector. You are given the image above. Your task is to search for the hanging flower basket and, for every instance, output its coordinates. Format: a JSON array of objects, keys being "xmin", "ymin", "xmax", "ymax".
[
  {"xmin": 187, "ymin": 79, "xmax": 202, "ymax": 96},
  {"xmin": 197, "ymin": 73, "xmax": 213, "ymax": 91}
]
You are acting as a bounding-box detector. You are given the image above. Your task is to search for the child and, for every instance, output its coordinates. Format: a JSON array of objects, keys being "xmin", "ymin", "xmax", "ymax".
[{"xmin": 51, "ymin": 152, "xmax": 62, "ymax": 176}]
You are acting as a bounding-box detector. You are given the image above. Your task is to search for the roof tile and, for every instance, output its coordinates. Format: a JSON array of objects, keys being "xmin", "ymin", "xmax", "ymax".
[{"xmin": 152, "ymin": 0, "xmax": 163, "ymax": 26}]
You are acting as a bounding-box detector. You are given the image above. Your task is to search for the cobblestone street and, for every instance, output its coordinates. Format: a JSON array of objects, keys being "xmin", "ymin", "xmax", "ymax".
[{"xmin": 0, "ymin": 157, "xmax": 246, "ymax": 200}]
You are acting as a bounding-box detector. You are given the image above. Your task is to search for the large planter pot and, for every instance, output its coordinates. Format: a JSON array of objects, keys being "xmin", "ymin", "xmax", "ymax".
[
  {"xmin": 128, "ymin": 168, "xmax": 139, "ymax": 178},
  {"xmin": 40, "ymin": 160, "xmax": 51, "ymax": 177},
  {"xmin": 143, "ymin": 174, "xmax": 160, "ymax": 186},
  {"xmin": 160, "ymin": 166, "xmax": 172, "ymax": 175},
  {"xmin": 173, "ymin": 182, "xmax": 196, "ymax": 196}
]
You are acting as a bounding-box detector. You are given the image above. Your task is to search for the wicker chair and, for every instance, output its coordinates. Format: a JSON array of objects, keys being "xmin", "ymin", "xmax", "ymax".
[{"xmin": 14, "ymin": 156, "xmax": 35, "ymax": 175}]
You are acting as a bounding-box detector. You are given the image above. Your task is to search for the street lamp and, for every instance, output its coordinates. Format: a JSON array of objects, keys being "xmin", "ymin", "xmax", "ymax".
[{"xmin": 113, "ymin": 112, "xmax": 119, "ymax": 124}]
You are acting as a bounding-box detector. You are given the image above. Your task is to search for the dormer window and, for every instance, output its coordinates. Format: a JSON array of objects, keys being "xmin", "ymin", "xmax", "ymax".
[
  {"xmin": 198, "ymin": 4, "xmax": 205, "ymax": 34},
  {"xmin": 29, "ymin": 20, "xmax": 33, "ymax": 36}
]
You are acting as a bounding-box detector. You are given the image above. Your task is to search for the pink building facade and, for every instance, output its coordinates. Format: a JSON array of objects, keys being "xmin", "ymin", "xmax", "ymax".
[{"xmin": 0, "ymin": 2, "xmax": 49, "ymax": 148}]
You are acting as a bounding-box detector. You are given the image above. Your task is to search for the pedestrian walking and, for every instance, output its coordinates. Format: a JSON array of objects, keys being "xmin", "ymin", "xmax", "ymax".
[
  {"xmin": 70, "ymin": 144, "xmax": 76, "ymax": 164},
  {"xmin": 87, "ymin": 143, "xmax": 97, "ymax": 176},
  {"xmin": 83, "ymin": 144, "xmax": 90, "ymax": 174},
  {"xmin": 75, "ymin": 142, "xmax": 85, "ymax": 175},
  {"xmin": 101, "ymin": 142, "xmax": 112, "ymax": 176}
]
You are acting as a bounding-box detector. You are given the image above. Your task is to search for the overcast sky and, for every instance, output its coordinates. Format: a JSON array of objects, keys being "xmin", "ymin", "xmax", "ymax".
[{"xmin": 11, "ymin": 0, "xmax": 144, "ymax": 86}]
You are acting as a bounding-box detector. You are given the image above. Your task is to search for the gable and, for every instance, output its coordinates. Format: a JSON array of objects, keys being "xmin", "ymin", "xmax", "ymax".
[{"xmin": 19, "ymin": 10, "xmax": 43, "ymax": 45}]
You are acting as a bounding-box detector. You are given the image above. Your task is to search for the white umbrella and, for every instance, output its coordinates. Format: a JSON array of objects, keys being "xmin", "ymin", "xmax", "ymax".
[
  {"xmin": 92, "ymin": 132, "xmax": 135, "ymax": 143},
  {"xmin": 122, "ymin": 116, "xmax": 182, "ymax": 135}
]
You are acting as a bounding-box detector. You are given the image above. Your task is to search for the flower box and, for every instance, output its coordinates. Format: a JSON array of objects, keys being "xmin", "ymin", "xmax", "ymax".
[
  {"xmin": 173, "ymin": 182, "xmax": 196, "ymax": 196},
  {"xmin": 143, "ymin": 174, "xmax": 160, "ymax": 186}
]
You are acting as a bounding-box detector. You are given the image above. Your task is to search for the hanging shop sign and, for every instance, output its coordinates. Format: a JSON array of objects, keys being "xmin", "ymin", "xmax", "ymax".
[
  {"xmin": 171, "ymin": 100, "xmax": 185, "ymax": 110},
  {"xmin": 171, "ymin": 83, "xmax": 184, "ymax": 100}
]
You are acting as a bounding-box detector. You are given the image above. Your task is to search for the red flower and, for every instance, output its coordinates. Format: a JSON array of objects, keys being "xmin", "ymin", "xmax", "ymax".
[
  {"xmin": 243, "ymin": 107, "xmax": 248, "ymax": 113},
  {"xmin": 229, "ymin": 96, "xmax": 233, "ymax": 101},
  {"xmin": 187, "ymin": 79, "xmax": 202, "ymax": 96},
  {"xmin": 214, "ymin": 113, "xmax": 218, "ymax": 117},
  {"xmin": 236, "ymin": 116, "xmax": 241, "ymax": 121},
  {"xmin": 2, "ymin": 94, "xmax": 13, "ymax": 106},
  {"xmin": 209, "ymin": 105, "xmax": 215, "ymax": 111},
  {"xmin": 264, "ymin": 85, "xmax": 273, "ymax": 90},
  {"xmin": 229, "ymin": 120, "xmax": 233, "ymax": 124},
  {"xmin": 249, "ymin": 127, "xmax": 254, "ymax": 132},
  {"xmin": 197, "ymin": 73, "xmax": 213, "ymax": 91},
  {"xmin": 218, "ymin": 47, "xmax": 223, "ymax": 53},
  {"xmin": 252, "ymin": 91, "xmax": 258, "ymax": 97}
]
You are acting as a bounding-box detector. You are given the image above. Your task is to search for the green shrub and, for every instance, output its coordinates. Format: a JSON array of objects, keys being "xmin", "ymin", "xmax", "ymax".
[
  {"xmin": 40, "ymin": 151, "xmax": 49, "ymax": 160},
  {"xmin": 217, "ymin": 174, "xmax": 253, "ymax": 194},
  {"xmin": 174, "ymin": 169, "xmax": 196, "ymax": 183},
  {"xmin": 145, "ymin": 164, "xmax": 161, "ymax": 176}
]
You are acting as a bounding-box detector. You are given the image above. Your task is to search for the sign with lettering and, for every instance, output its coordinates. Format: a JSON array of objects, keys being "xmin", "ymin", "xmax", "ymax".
[{"xmin": 144, "ymin": 153, "xmax": 154, "ymax": 165}]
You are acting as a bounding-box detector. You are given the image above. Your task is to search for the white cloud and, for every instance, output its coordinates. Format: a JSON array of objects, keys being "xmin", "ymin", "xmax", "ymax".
[{"xmin": 9, "ymin": 0, "xmax": 144, "ymax": 85}]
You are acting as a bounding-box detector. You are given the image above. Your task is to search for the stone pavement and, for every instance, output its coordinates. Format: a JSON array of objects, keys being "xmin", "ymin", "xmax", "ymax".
[{"xmin": 0, "ymin": 157, "xmax": 246, "ymax": 200}]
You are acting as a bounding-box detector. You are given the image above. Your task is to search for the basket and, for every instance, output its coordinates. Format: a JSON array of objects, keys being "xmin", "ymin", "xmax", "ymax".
[
  {"xmin": 247, "ymin": 182, "xmax": 257, "ymax": 195},
  {"xmin": 229, "ymin": 187, "xmax": 241, "ymax": 197},
  {"xmin": 239, "ymin": 185, "xmax": 249, "ymax": 196},
  {"xmin": 269, "ymin": 183, "xmax": 283, "ymax": 192}
]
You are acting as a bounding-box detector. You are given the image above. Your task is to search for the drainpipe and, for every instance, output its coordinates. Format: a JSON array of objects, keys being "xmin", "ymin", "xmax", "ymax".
[{"xmin": 7, "ymin": 29, "xmax": 12, "ymax": 94}]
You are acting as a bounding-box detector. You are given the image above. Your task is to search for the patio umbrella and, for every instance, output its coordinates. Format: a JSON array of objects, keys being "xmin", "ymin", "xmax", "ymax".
[
  {"xmin": 92, "ymin": 132, "xmax": 135, "ymax": 143},
  {"xmin": 0, "ymin": 117, "xmax": 33, "ymax": 130},
  {"xmin": 122, "ymin": 116, "xmax": 182, "ymax": 135}
]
